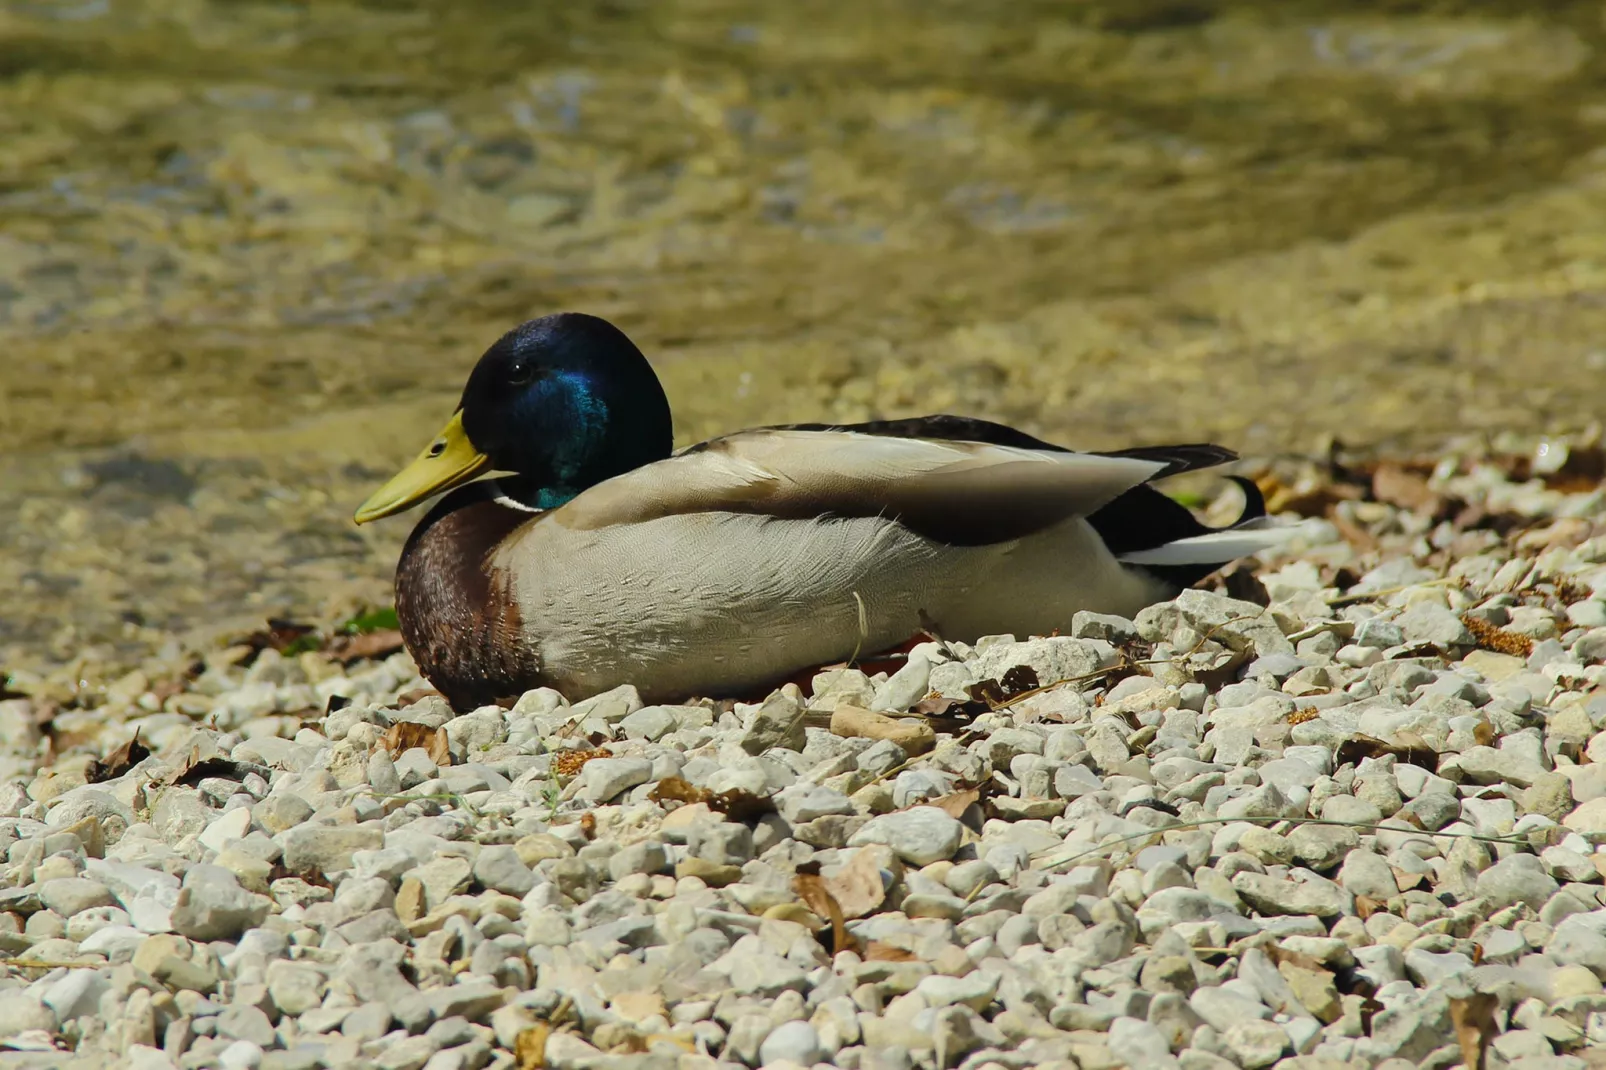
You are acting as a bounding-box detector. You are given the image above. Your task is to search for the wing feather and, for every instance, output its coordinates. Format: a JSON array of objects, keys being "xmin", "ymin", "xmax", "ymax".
[{"xmin": 554, "ymin": 429, "xmax": 1166, "ymax": 545}]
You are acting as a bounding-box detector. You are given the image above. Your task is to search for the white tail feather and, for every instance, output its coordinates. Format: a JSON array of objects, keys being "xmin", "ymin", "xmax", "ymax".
[{"xmin": 1118, "ymin": 520, "xmax": 1322, "ymax": 567}]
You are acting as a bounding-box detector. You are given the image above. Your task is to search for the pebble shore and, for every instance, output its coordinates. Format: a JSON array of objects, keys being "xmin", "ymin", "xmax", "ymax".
[{"xmin": 2, "ymin": 447, "xmax": 1606, "ymax": 1070}]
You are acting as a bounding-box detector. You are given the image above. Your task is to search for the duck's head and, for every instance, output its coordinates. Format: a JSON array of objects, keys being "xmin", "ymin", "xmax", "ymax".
[{"xmin": 354, "ymin": 313, "xmax": 673, "ymax": 523}]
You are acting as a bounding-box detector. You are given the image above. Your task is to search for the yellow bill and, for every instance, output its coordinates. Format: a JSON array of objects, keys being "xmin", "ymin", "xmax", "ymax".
[{"xmin": 354, "ymin": 411, "xmax": 492, "ymax": 524}]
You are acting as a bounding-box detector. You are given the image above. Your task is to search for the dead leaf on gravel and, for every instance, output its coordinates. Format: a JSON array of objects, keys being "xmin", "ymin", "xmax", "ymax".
[
  {"xmin": 795, "ymin": 861, "xmax": 856, "ymax": 955},
  {"xmin": 514, "ymin": 1023, "xmax": 549, "ymax": 1069},
  {"xmin": 1462, "ymin": 615, "xmax": 1534, "ymax": 658},
  {"xmin": 384, "ymin": 722, "xmax": 452, "ymax": 767},
  {"xmin": 1354, "ymin": 895, "xmax": 1383, "ymax": 920},
  {"xmin": 646, "ymin": 776, "xmax": 774, "ymax": 823},
  {"xmin": 1372, "ymin": 463, "xmax": 1444, "ymax": 516},
  {"xmin": 1335, "ymin": 733, "xmax": 1437, "ymax": 771},
  {"xmin": 863, "ymin": 942, "xmax": 917, "ymax": 962},
  {"xmin": 1451, "ymin": 993, "xmax": 1499, "ymax": 1070},
  {"xmin": 1264, "ymin": 942, "xmax": 1327, "ymax": 974},
  {"xmin": 86, "ymin": 733, "xmax": 150, "ymax": 784},
  {"xmin": 928, "ymin": 789, "xmax": 980, "ymax": 821},
  {"xmin": 326, "ymin": 629, "xmax": 406, "ymax": 664},
  {"xmin": 821, "ymin": 845, "xmax": 888, "ymax": 920}
]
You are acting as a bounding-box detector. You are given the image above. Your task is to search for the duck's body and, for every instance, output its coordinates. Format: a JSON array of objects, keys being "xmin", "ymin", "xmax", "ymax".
[{"xmin": 358, "ymin": 315, "xmax": 1300, "ymax": 710}]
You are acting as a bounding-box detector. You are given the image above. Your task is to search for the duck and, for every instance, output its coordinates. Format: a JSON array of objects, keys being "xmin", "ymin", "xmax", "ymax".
[{"xmin": 355, "ymin": 312, "xmax": 1298, "ymax": 711}]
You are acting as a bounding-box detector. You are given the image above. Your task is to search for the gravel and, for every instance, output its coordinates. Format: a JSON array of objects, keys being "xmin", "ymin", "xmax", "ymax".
[{"xmin": 0, "ymin": 444, "xmax": 1605, "ymax": 1069}]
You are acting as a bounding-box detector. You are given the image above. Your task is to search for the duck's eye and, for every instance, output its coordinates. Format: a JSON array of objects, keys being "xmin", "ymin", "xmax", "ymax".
[{"xmin": 508, "ymin": 363, "xmax": 538, "ymax": 386}]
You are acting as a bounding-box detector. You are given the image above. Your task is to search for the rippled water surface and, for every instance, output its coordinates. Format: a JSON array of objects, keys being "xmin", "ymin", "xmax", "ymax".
[{"xmin": 5, "ymin": 0, "xmax": 1606, "ymax": 675}]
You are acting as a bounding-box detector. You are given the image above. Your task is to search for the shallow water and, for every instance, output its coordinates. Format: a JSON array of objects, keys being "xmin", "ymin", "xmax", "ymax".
[{"xmin": 5, "ymin": 0, "xmax": 1606, "ymax": 677}]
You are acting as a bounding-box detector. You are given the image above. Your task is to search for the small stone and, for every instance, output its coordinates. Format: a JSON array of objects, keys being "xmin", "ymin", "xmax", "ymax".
[
  {"xmin": 619, "ymin": 706, "xmax": 677, "ymax": 741},
  {"xmin": 848, "ymin": 806, "xmax": 963, "ymax": 866},
  {"xmin": 740, "ymin": 690, "xmax": 807, "ymax": 754},
  {"xmin": 280, "ymin": 824, "xmax": 383, "ymax": 874},
  {"xmin": 38, "ymin": 877, "xmax": 115, "ymax": 917},
  {"xmin": 1338, "ymin": 850, "xmax": 1399, "ymax": 900},
  {"xmin": 759, "ymin": 1020, "xmax": 824, "ymax": 1066},
  {"xmin": 216, "ymin": 1004, "xmax": 276, "ymax": 1047},
  {"xmin": 413, "ymin": 856, "xmax": 474, "ymax": 909},
  {"xmin": 266, "ymin": 960, "xmax": 325, "ymax": 1017},
  {"xmin": 1233, "ymin": 871, "xmax": 1351, "ymax": 918},
  {"xmin": 575, "ymin": 757, "xmax": 653, "ymax": 802},
  {"xmin": 472, "ymin": 845, "xmax": 534, "ymax": 897},
  {"xmin": 1222, "ymin": 1019, "xmax": 1290, "ymax": 1069},
  {"xmin": 1475, "ymin": 854, "xmax": 1560, "ymax": 910},
  {"xmin": 608, "ymin": 841, "xmax": 669, "ymax": 880},
  {"xmin": 1189, "ymin": 987, "xmax": 1270, "ymax": 1032},
  {"xmin": 1108, "ymin": 1016, "xmax": 1177, "ymax": 1069},
  {"xmin": 170, "ymin": 866, "xmax": 271, "ymax": 941},
  {"xmin": 871, "ymin": 655, "xmax": 933, "ymax": 713}
]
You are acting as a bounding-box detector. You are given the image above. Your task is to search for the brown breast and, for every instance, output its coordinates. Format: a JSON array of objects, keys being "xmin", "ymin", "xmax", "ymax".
[{"xmin": 394, "ymin": 484, "xmax": 540, "ymax": 711}]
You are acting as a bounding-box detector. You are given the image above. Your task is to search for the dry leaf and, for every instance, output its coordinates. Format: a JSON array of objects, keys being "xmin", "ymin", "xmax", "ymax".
[
  {"xmin": 170, "ymin": 756, "xmax": 252, "ymax": 786},
  {"xmin": 1335, "ymin": 734, "xmax": 1437, "ymax": 771},
  {"xmin": 822, "ymin": 845, "xmax": 889, "ymax": 920},
  {"xmin": 1462, "ymin": 615, "xmax": 1534, "ymax": 657},
  {"xmin": 646, "ymin": 776, "xmax": 775, "ymax": 823},
  {"xmin": 795, "ymin": 862, "xmax": 856, "ymax": 954},
  {"xmin": 1264, "ymin": 942, "xmax": 1327, "ymax": 974},
  {"xmin": 1372, "ymin": 463, "xmax": 1443, "ymax": 516},
  {"xmin": 552, "ymin": 748, "xmax": 611, "ymax": 778},
  {"xmin": 326, "ymin": 629, "xmax": 406, "ymax": 664},
  {"xmin": 427, "ymin": 726, "xmax": 451, "ymax": 767},
  {"xmin": 514, "ymin": 1023, "xmax": 549, "ymax": 1070},
  {"xmin": 86, "ymin": 733, "xmax": 150, "ymax": 784},
  {"xmin": 579, "ymin": 812, "xmax": 596, "ymax": 840},
  {"xmin": 385, "ymin": 722, "xmax": 438, "ymax": 757},
  {"xmin": 966, "ymin": 665, "xmax": 1042, "ymax": 709},
  {"xmin": 1284, "ymin": 708, "xmax": 1320, "ymax": 726},
  {"xmin": 1450, "ymin": 993, "xmax": 1499, "ymax": 1070},
  {"xmin": 928, "ymin": 789, "xmax": 980, "ymax": 821},
  {"xmin": 1354, "ymin": 895, "xmax": 1382, "ymax": 920},
  {"xmin": 1471, "ymin": 721, "xmax": 1497, "ymax": 747},
  {"xmin": 862, "ymin": 941, "xmax": 918, "ymax": 962}
]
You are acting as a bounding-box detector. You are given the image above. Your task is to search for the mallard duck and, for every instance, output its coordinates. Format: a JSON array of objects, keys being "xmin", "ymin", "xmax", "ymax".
[{"xmin": 355, "ymin": 313, "xmax": 1296, "ymax": 710}]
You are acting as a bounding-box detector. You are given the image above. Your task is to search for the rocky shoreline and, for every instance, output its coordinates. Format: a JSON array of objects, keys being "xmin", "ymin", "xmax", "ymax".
[{"xmin": 0, "ymin": 437, "xmax": 1603, "ymax": 1070}]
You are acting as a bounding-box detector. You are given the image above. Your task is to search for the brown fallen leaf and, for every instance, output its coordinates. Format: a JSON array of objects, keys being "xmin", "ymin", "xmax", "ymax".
[
  {"xmin": 1354, "ymin": 895, "xmax": 1382, "ymax": 920},
  {"xmin": 1263, "ymin": 942, "xmax": 1327, "ymax": 974},
  {"xmin": 170, "ymin": 756, "xmax": 264, "ymax": 787},
  {"xmin": 645, "ymin": 776, "xmax": 775, "ymax": 823},
  {"xmin": 862, "ymin": 941, "xmax": 917, "ymax": 962},
  {"xmin": 966, "ymin": 665, "xmax": 1042, "ymax": 709},
  {"xmin": 1372, "ymin": 462, "xmax": 1443, "ymax": 516},
  {"xmin": 552, "ymin": 747, "xmax": 611, "ymax": 778},
  {"xmin": 822, "ymin": 845, "xmax": 890, "ymax": 920},
  {"xmin": 1335, "ymin": 734, "xmax": 1437, "ymax": 772},
  {"xmin": 514, "ymin": 1022, "xmax": 549, "ymax": 1069},
  {"xmin": 795, "ymin": 861, "xmax": 856, "ymax": 955},
  {"xmin": 396, "ymin": 687, "xmax": 440, "ymax": 707},
  {"xmin": 1450, "ymin": 993, "xmax": 1499, "ymax": 1070},
  {"xmin": 928, "ymin": 789, "xmax": 980, "ymax": 822},
  {"xmin": 427, "ymin": 727, "xmax": 451, "ymax": 767},
  {"xmin": 1461, "ymin": 615, "xmax": 1534, "ymax": 658},
  {"xmin": 86, "ymin": 733, "xmax": 150, "ymax": 784},
  {"xmin": 579, "ymin": 812, "xmax": 596, "ymax": 840},
  {"xmin": 326, "ymin": 629, "xmax": 406, "ymax": 664},
  {"xmin": 384, "ymin": 722, "xmax": 453, "ymax": 767},
  {"xmin": 1472, "ymin": 720, "xmax": 1497, "ymax": 748}
]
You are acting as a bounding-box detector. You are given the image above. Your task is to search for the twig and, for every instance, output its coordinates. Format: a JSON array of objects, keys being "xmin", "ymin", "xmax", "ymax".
[
  {"xmin": 1033, "ymin": 814, "xmax": 1530, "ymax": 873},
  {"xmin": 1326, "ymin": 577, "xmax": 1458, "ymax": 606}
]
